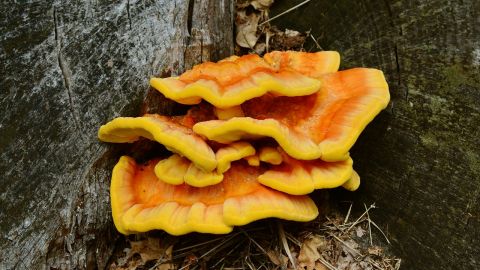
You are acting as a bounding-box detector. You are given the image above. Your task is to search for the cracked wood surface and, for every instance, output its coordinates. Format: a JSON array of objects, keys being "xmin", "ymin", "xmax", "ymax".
[
  {"xmin": 271, "ymin": 0, "xmax": 480, "ymax": 269},
  {"xmin": 0, "ymin": 0, "xmax": 233, "ymax": 269}
]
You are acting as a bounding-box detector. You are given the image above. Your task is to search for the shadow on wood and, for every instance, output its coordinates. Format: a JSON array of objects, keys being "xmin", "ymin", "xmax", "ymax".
[{"xmin": 270, "ymin": 0, "xmax": 480, "ymax": 269}]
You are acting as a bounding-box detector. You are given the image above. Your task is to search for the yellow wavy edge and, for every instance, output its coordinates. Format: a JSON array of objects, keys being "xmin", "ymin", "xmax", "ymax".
[
  {"xmin": 150, "ymin": 72, "xmax": 322, "ymax": 108},
  {"xmin": 154, "ymin": 142, "xmax": 256, "ymax": 187},
  {"xmin": 193, "ymin": 117, "xmax": 324, "ymax": 160},
  {"xmin": 216, "ymin": 142, "xmax": 256, "ymax": 173},
  {"xmin": 342, "ymin": 170, "xmax": 361, "ymax": 191},
  {"xmin": 193, "ymin": 68, "xmax": 390, "ymax": 162},
  {"xmin": 154, "ymin": 155, "xmax": 190, "ymax": 185},
  {"xmin": 150, "ymin": 51, "xmax": 340, "ymax": 108},
  {"xmin": 223, "ymin": 189, "xmax": 319, "ymax": 226},
  {"xmin": 245, "ymin": 155, "xmax": 260, "ymax": 166},
  {"xmin": 98, "ymin": 116, "xmax": 217, "ymax": 171},
  {"xmin": 112, "ymin": 156, "xmax": 318, "ymax": 235},
  {"xmin": 257, "ymin": 157, "xmax": 354, "ymax": 195},
  {"xmin": 258, "ymin": 146, "xmax": 283, "ymax": 165}
]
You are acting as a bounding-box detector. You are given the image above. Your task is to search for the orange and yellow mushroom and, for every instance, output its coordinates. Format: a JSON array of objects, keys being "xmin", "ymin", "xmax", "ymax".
[
  {"xmin": 193, "ymin": 68, "xmax": 390, "ymax": 162},
  {"xmin": 98, "ymin": 114, "xmax": 217, "ymax": 171},
  {"xmin": 111, "ymin": 156, "xmax": 319, "ymax": 235},
  {"xmin": 150, "ymin": 51, "xmax": 340, "ymax": 108},
  {"xmin": 154, "ymin": 142, "xmax": 256, "ymax": 187},
  {"xmin": 99, "ymin": 51, "xmax": 390, "ymax": 236},
  {"xmin": 257, "ymin": 150, "xmax": 355, "ymax": 195}
]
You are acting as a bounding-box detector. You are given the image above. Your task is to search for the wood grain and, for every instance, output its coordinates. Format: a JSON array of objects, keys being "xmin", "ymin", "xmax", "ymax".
[
  {"xmin": 0, "ymin": 0, "xmax": 233, "ymax": 269},
  {"xmin": 271, "ymin": 0, "xmax": 480, "ymax": 269}
]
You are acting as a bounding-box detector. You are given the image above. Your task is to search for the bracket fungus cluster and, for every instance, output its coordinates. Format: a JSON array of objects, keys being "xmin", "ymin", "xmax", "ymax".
[{"xmin": 98, "ymin": 51, "xmax": 390, "ymax": 235}]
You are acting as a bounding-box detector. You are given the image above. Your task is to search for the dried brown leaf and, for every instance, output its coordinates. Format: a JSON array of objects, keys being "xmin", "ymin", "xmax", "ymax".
[
  {"xmin": 236, "ymin": 10, "xmax": 260, "ymax": 48},
  {"xmin": 355, "ymin": 226, "xmax": 366, "ymax": 238},
  {"xmin": 110, "ymin": 238, "xmax": 174, "ymax": 270},
  {"xmin": 367, "ymin": 246, "xmax": 384, "ymax": 257},
  {"xmin": 267, "ymin": 249, "xmax": 288, "ymax": 266},
  {"xmin": 251, "ymin": 0, "xmax": 274, "ymax": 10},
  {"xmin": 297, "ymin": 235, "xmax": 327, "ymax": 270},
  {"xmin": 267, "ymin": 27, "xmax": 307, "ymax": 51},
  {"xmin": 284, "ymin": 29, "xmax": 301, "ymax": 37}
]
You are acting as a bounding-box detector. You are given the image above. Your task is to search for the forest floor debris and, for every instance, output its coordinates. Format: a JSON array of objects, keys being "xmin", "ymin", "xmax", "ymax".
[
  {"xmin": 108, "ymin": 203, "xmax": 401, "ymax": 270},
  {"xmin": 235, "ymin": 0, "xmax": 312, "ymax": 55}
]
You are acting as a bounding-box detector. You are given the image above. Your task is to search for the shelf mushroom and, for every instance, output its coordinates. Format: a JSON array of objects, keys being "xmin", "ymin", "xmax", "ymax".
[
  {"xmin": 111, "ymin": 156, "xmax": 319, "ymax": 235},
  {"xmin": 154, "ymin": 141, "xmax": 256, "ymax": 187},
  {"xmin": 257, "ymin": 149, "xmax": 355, "ymax": 195},
  {"xmin": 150, "ymin": 51, "xmax": 340, "ymax": 108},
  {"xmin": 99, "ymin": 51, "xmax": 390, "ymax": 236},
  {"xmin": 98, "ymin": 114, "xmax": 217, "ymax": 172},
  {"xmin": 193, "ymin": 68, "xmax": 390, "ymax": 162}
]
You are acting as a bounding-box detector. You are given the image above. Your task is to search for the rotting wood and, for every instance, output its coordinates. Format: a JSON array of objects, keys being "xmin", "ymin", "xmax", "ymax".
[
  {"xmin": 270, "ymin": 0, "xmax": 480, "ymax": 269},
  {"xmin": 0, "ymin": 0, "xmax": 233, "ymax": 269}
]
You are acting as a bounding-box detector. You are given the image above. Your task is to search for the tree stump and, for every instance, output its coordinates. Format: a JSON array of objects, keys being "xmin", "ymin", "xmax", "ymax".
[
  {"xmin": 2, "ymin": 0, "xmax": 479, "ymax": 269},
  {"xmin": 0, "ymin": 1, "xmax": 233, "ymax": 269},
  {"xmin": 271, "ymin": 0, "xmax": 480, "ymax": 269}
]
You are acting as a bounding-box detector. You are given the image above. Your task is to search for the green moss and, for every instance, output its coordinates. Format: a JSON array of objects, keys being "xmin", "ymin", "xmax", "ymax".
[
  {"xmin": 419, "ymin": 132, "xmax": 439, "ymax": 148},
  {"xmin": 442, "ymin": 64, "xmax": 480, "ymax": 91}
]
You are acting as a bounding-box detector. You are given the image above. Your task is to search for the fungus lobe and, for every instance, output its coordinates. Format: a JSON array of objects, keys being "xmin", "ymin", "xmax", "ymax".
[
  {"xmin": 150, "ymin": 51, "xmax": 340, "ymax": 108},
  {"xmin": 193, "ymin": 68, "xmax": 390, "ymax": 162},
  {"xmin": 111, "ymin": 156, "xmax": 319, "ymax": 235}
]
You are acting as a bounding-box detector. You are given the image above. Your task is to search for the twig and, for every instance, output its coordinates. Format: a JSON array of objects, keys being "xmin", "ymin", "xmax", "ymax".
[
  {"xmin": 310, "ymin": 34, "xmax": 323, "ymax": 51},
  {"xmin": 345, "ymin": 203, "xmax": 376, "ymax": 233},
  {"xmin": 370, "ymin": 220, "xmax": 391, "ymax": 244},
  {"xmin": 364, "ymin": 203, "xmax": 373, "ymax": 246},
  {"xmin": 367, "ymin": 257, "xmax": 386, "ymax": 270},
  {"xmin": 285, "ymin": 231, "xmax": 302, "ymax": 247},
  {"xmin": 329, "ymin": 233, "xmax": 362, "ymax": 257},
  {"xmin": 344, "ymin": 203, "xmax": 353, "ymax": 225},
  {"xmin": 211, "ymin": 240, "xmax": 246, "ymax": 268},
  {"xmin": 175, "ymin": 236, "xmax": 225, "ymax": 252},
  {"xmin": 318, "ymin": 256, "xmax": 339, "ymax": 270},
  {"xmin": 325, "ymin": 216, "xmax": 346, "ymax": 233},
  {"xmin": 196, "ymin": 234, "xmax": 238, "ymax": 261},
  {"xmin": 259, "ymin": 0, "xmax": 312, "ymax": 26},
  {"xmin": 278, "ymin": 222, "xmax": 296, "ymax": 269},
  {"xmin": 244, "ymin": 256, "xmax": 256, "ymax": 270}
]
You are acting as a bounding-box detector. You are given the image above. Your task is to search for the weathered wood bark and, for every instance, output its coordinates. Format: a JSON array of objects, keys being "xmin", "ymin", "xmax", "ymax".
[
  {"xmin": 271, "ymin": 0, "xmax": 480, "ymax": 269},
  {"xmin": 0, "ymin": 0, "xmax": 233, "ymax": 269}
]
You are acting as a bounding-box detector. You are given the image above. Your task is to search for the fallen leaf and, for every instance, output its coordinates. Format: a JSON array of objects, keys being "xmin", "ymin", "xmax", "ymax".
[
  {"xmin": 110, "ymin": 238, "xmax": 174, "ymax": 270},
  {"xmin": 251, "ymin": 0, "xmax": 274, "ymax": 10},
  {"xmin": 285, "ymin": 29, "xmax": 301, "ymax": 37},
  {"xmin": 367, "ymin": 246, "xmax": 383, "ymax": 257},
  {"xmin": 235, "ymin": 0, "xmax": 251, "ymax": 9},
  {"xmin": 236, "ymin": 10, "xmax": 260, "ymax": 48},
  {"xmin": 342, "ymin": 239, "xmax": 360, "ymax": 256},
  {"xmin": 297, "ymin": 235, "xmax": 327, "ymax": 270},
  {"xmin": 355, "ymin": 226, "xmax": 366, "ymax": 238},
  {"xmin": 266, "ymin": 27, "xmax": 307, "ymax": 51},
  {"xmin": 267, "ymin": 249, "xmax": 288, "ymax": 266}
]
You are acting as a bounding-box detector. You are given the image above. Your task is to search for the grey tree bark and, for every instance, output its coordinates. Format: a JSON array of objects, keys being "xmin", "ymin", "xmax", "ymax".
[
  {"xmin": 0, "ymin": 0, "xmax": 233, "ymax": 269},
  {"xmin": 271, "ymin": 0, "xmax": 480, "ymax": 269},
  {"xmin": 2, "ymin": 0, "xmax": 479, "ymax": 269}
]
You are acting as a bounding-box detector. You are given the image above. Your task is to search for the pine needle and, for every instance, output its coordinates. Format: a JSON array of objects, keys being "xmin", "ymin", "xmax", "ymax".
[{"xmin": 259, "ymin": 0, "xmax": 312, "ymax": 26}]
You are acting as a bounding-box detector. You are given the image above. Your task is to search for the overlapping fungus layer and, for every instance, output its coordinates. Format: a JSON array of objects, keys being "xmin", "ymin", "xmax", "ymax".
[{"xmin": 98, "ymin": 51, "xmax": 390, "ymax": 235}]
